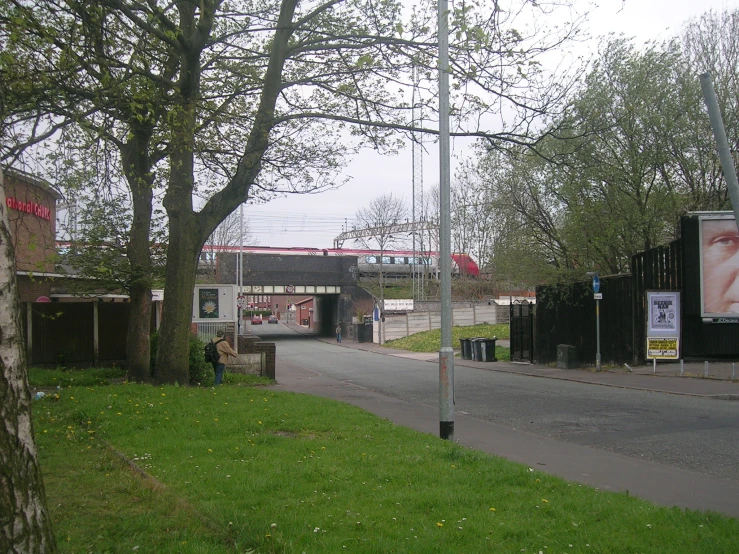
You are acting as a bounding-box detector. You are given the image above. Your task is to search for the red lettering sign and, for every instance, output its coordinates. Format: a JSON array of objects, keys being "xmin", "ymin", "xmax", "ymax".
[{"xmin": 6, "ymin": 197, "xmax": 51, "ymax": 221}]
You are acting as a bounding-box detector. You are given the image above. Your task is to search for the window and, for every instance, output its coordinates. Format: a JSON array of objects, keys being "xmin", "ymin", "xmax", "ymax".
[
  {"xmin": 381, "ymin": 256, "xmax": 391, "ymax": 264},
  {"xmin": 366, "ymin": 256, "xmax": 377, "ymax": 264}
]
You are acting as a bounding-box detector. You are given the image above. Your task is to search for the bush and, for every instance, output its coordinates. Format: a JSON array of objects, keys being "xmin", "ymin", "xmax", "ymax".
[
  {"xmin": 188, "ymin": 334, "xmax": 214, "ymax": 386},
  {"xmin": 149, "ymin": 332, "xmax": 214, "ymax": 386}
]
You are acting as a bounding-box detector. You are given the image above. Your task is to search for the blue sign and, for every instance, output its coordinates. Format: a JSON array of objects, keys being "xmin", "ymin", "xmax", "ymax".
[{"xmin": 592, "ymin": 274, "xmax": 600, "ymax": 293}]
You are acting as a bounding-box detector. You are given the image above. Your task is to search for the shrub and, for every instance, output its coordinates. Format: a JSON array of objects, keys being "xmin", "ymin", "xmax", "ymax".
[
  {"xmin": 149, "ymin": 332, "xmax": 214, "ymax": 386},
  {"xmin": 188, "ymin": 334, "xmax": 214, "ymax": 386}
]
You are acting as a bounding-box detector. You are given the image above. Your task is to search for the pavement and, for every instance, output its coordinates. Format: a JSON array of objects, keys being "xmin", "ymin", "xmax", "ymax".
[
  {"xmin": 329, "ymin": 338, "xmax": 739, "ymax": 401},
  {"xmin": 272, "ymin": 326, "xmax": 739, "ymax": 517}
]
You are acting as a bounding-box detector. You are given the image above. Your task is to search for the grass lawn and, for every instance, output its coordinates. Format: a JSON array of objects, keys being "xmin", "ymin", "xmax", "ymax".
[
  {"xmin": 28, "ymin": 366, "xmax": 127, "ymax": 388},
  {"xmin": 384, "ymin": 324, "xmax": 511, "ymax": 361},
  {"xmin": 28, "ymin": 366, "xmax": 273, "ymax": 388},
  {"xmin": 34, "ymin": 382, "xmax": 738, "ymax": 553}
]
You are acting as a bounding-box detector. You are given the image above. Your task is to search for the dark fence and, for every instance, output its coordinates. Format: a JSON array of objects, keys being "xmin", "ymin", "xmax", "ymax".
[
  {"xmin": 510, "ymin": 302, "xmax": 535, "ymax": 363},
  {"xmin": 631, "ymin": 240, "xmax": 682, "ymax": 362},
  {"xmin": 26, "ymin": 302, "xmax": 129, "ymax": 366},
  {"xmin": 535, "ymin": 275, "xmax": 633, "ymax": 366}
]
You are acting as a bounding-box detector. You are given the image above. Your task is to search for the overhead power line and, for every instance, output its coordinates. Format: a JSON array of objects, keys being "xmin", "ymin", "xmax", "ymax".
[{"xmin": 333, "ymin": 220, "xmax": 438, "ymax": 249}]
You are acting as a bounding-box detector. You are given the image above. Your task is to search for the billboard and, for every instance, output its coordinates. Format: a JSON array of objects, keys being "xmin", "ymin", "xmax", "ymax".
[
  {"xmin": 699, "ymin": 215, "xmax": 739, "ymax": 318},
  {"xmin": 192, "ymin": 285, "xmax": 237, "ymax": 322}
]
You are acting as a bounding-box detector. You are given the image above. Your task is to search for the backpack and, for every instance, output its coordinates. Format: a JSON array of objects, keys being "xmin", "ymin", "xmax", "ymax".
[{"xmin": 204, "ymin": 339, "xmax": 225, "ymax": 363}]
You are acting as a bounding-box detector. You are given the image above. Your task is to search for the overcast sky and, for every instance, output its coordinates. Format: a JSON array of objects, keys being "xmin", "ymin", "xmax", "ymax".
[{"xmin": 244, "ymin": 0, "xmax": 733, "ymax": 250}]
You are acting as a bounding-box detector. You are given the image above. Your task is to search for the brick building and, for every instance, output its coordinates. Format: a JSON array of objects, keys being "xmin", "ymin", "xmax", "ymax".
[{"xmin": 3, "ymin": 168, "xmax": 62, "ymax": 302}]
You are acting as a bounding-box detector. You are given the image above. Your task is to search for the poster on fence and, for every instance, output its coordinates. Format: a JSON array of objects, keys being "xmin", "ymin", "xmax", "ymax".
[
  {"xmin": 648, "ymin": 292, "xmax": 678, "ymax": 332},
  {"xmin": 192, "ymin": 285, "xmax": 236, "ymax": 322},
  {"xmin": 646, "ymin": 291, "xmax": 681, "ymax": 359}
]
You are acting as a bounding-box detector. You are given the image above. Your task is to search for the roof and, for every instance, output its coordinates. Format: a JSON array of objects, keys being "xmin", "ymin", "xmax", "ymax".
[{"xmin": 3, "ymin": 167, "xmax": 63, "ymax": 200}]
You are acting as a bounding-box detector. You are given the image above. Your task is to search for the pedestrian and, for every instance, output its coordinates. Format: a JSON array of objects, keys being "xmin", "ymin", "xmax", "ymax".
[
  {"xmin": 335, "ymin": 323, "xmax": 342, "ymax": 343},
  {"xmin": 211, "ymin": 329, "xmax": 237, "ymax": 385}
]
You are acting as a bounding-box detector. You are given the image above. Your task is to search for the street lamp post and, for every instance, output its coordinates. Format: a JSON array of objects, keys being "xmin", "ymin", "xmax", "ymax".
[
  {"xmin": 438, "ymin": 0, "xmax": 454, "ymax": 440},
  {"xmin": 588, "ymin": 272, "xmax": 602, "ymax": 371}
]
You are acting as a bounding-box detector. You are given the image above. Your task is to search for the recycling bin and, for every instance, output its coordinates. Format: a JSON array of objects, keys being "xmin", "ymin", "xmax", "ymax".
[
  {"xmin": 480, "ymin": 338, "xmax": 498, "ymax": 362},
  {"xmin": 459, "ymin": 338, "xmax": 472, "ymax": 360},
  {"xmin": 471, "ymin": 338, "xmax": 484, "ymax": 361}
]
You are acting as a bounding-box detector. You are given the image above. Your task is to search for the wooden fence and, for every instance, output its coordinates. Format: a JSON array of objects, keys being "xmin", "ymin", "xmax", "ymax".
[{"xmin": 25, "ymin": 302, "xmax": 130, "ymax": 366}]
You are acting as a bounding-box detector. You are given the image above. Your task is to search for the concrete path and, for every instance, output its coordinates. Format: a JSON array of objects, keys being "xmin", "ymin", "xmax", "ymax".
[{"xmin": 272, "ymin": 330, "xmax": 739, "ymax": 518}]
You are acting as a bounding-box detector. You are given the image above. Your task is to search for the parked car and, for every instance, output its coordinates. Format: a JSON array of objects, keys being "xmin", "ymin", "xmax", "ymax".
[
  {"xmin": 251, "ymin": 314, "xmax": 262, "ymax": 325},
  {"xmin": 268, "ymin": 315, "xmax": 278, "ymax": 324}
]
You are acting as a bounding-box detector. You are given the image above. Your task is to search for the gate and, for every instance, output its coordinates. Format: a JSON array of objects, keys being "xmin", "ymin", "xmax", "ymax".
[{"xmin": 510, "ymin": 301, "xmax": 535, "ymax": 363}]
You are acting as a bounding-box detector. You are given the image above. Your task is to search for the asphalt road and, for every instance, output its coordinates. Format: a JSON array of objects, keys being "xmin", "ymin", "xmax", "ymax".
[{"xmin": 254, "ymin": 323, "xmax": 739, "ymax": 483}]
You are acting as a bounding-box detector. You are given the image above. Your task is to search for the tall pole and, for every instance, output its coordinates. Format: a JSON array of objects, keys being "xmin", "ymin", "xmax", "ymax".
[
  {"xmin": 595, "ymin": 298, "xmax": 601, "ymax": 371},
  {"xmin": 239, "ymin": 203, "xmax": 244, "ymax": 339},
  {"xmin": 700, "ymin": 73, "xmax": 739, "ymax": 226},
  {"xmin": 438, "ymin": 0, "xmax": 454, "ymax": 440}
]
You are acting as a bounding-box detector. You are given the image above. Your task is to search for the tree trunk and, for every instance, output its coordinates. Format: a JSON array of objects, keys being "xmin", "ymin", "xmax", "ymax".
[
  {"xmin": 154, "ymin": 88, "xmax": 200, "ymax": 384},
  {"xmin": 0, "ymin": 168, "xmax": 57, "ymax": 553},
  {"xmin": 121, "ymin": 140, "xmax": 154, "ymax": 382},
  {"xmin": 153, "ymin": 212, "xmax": 201, "ymax": 384}
]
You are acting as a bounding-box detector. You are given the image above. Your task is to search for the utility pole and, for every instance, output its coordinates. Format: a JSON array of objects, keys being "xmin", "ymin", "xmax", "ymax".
[
  {"xmin": 438, "ymin": 0, "xmax": 454, "ymax": 441},
  {"xmin": 700, "ymin": 73, "xmax": 739, "ymax": 226}
]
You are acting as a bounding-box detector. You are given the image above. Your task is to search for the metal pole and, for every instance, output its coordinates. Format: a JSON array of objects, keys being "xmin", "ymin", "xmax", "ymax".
[
  {"xmin": 700, "ymin": 73, "xmax": 739, "ymax": 226},
  {"xmin": 438, "ymin": 0, "xmax": 454, "ymax": 440},
  {"xmin": 239, "ymin": 204, "xmax": 244, "ymax": 345},
  {"xmin": 595, "ymin": 298, "xmax": 601, "ymax": 371}
]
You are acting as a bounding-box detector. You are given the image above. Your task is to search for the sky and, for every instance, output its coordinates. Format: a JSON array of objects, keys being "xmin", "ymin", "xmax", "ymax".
[{"xmin": 242, "ymin": 0, "xmax": 734, "ymax": 249}]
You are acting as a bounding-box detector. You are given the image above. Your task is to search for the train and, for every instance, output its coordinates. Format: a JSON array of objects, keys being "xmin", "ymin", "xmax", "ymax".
[{"xmin": 200, "ymin": 246, "xmax": 480, "ymax": 278}]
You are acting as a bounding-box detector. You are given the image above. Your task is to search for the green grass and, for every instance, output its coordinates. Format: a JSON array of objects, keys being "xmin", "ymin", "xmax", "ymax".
[
  {"xmin": 34, "ymin": 384, "xmax": 738, "ymax": 553},
  {"xmin": 28, "ymin": 366, "xmax": 127, "ymax": 388},
  {"xmin": 384, "ymin": 324, "xmax": 511, "ymax": 361},
  {"xmin": 29, "ymin": 366, "xmax": 273, "ymax": 389}
]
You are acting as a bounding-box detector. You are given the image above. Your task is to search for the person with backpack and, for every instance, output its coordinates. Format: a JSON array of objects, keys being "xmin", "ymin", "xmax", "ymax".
[{"xmin": 206, "ymin": 329, "xmax": 237, "ymax": 386}]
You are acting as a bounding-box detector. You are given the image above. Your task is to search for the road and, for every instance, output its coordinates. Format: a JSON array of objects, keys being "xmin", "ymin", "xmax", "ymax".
[{"xmin": 253, "ymin": 322, "xmax": 739, "ymax": 484}]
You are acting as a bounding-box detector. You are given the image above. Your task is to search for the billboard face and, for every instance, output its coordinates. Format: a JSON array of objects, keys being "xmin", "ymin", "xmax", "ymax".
[{"xmin": 700, "ymin": 216, "xmax": 739, "ymax": 317}]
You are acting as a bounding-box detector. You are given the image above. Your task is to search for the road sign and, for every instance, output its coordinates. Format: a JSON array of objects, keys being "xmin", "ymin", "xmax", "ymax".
[
  {"xmin": 236, "ymin": 296, "xmax": 246, "ymax": 309},
  {"xmin": 592, "ymin": 274, "xmax": 600, "ymax": 293},
  {"xmin": 594, "ymin": 293, "xmax": 603, "ymax": 300}
]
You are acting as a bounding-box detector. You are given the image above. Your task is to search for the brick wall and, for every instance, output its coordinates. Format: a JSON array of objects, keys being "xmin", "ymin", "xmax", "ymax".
[
  {"xmin": 4, "ymin": 170, "xmax": 59, "ymax": 273},
  {"xmin": 238, "ymin": 335, "xmax": 276, "ymax": 379}
]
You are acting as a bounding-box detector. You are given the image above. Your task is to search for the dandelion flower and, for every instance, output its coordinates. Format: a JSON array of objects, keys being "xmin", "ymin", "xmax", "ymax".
[{"xmin": 436, "ymin": 522, "xmax": 443, "ymax": 527}]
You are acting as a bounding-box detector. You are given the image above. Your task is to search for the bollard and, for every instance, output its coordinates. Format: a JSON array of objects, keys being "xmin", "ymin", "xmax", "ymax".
[
  {"xmin": 733, "ymin": 363, "xmax": 736, "ymax": 381},
  {"xmin": 704, "ymin": 361, "xmax": 709, "ymax": 377},
  {"xmin": 680, "ymin": 359, "xmax": 684, "ymax": 376},
  {"xmin": 653, "ymin": 358, "xmax": 656, "ymax": 374}
]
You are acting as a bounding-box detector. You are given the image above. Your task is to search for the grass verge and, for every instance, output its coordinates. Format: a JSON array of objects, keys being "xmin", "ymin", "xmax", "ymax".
[
  {"xmin": 384, "ymin": 324, "xmax": 511, "ymax": 361},
  {"xmin": 35, "ymin": 384, "xmax": 738, "ymax": 553},
  {"xmin": 28, "ymin": 366, "xmax": 127, "ymax": 388}
]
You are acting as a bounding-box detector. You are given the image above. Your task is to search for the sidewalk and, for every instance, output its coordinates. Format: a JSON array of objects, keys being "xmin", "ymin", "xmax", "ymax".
[{"xmin": 323, "ymin": 336, "xmax": 739, "ymax": 400}]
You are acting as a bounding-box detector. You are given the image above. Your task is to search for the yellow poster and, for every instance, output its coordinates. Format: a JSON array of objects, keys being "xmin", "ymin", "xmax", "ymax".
[{"xmin": 646, "ymin": 337, "xmax": 678, "ymax": 359}]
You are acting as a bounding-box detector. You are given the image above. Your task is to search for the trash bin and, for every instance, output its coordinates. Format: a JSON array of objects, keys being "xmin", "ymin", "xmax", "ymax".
[
  {"xmin": 471, "ymin": 338, "xmax": 484, "ymax": 361},
  {"xmin": 557, "ymin": 344, "xmax": 578, "ymax": 369},
  {"xmin": 459, "ymin": 338, "xmax": 472, "ymax": 360},
  {"xmin": 480, "ymin": 337, "xmax": 498, "ymax": 362}
]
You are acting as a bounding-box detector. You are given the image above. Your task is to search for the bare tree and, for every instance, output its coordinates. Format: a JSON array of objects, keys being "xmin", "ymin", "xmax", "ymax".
[
  {"xmin": 200, "ymin": 210, "xmax": 255, "ymax": 283},
  {"xmin": 0, "ymin": 167, "xmax": 56, "ymax": 553},
  {"xmin": 353, "ymin": 193, "xmax": 408, "ymax": 344}
]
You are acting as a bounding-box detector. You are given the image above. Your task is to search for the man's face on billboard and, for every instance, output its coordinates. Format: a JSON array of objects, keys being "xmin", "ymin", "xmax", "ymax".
[{"xmin": 702, "ymin": 218, "xmax": 739, "ymax": 314}]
